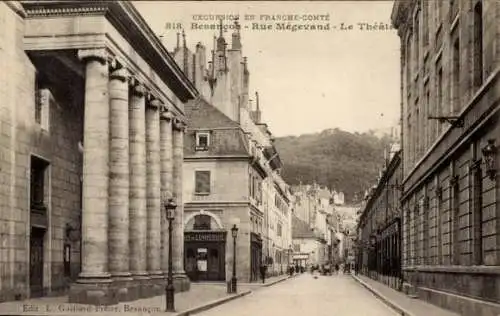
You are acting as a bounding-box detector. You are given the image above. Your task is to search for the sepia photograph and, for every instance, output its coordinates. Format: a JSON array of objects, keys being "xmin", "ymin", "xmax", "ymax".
[{"xmin": 0, "ymin": 0, "xmax": 498, "ymax": 315}]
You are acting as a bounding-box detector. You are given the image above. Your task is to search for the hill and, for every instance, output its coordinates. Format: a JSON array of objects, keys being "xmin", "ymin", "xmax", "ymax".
[{"xmin": 274, "ymin": 128, "xmax": 395, "ymax": 203}]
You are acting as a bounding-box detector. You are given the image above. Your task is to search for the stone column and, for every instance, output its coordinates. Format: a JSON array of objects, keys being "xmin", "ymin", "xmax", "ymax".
[
  {"xmin": 128, "ymin": 81, "xmax": 149, "ymax": 298},
  {"xmin": 172, "ymin": 118, "xmax": 190, "ymax": 291},
  {"xmin": 146, "ymin": 97, "xmax": 163, "ymax": 295},
  {"xmin": 108, "ymin": 67, "xmax": 133, "ymax": 301},
  {"xmin": 69, "ymin": 48, "xmax": 115, "ymax": 305},
  {"xmin": 160, "ymin": 108, "xmax": 173, "ymax": 274}
]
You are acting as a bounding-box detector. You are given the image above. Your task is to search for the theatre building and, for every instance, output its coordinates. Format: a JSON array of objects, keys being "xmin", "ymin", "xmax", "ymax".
[
  {"xmin": 0, "ymin": 1, "xmax": 197, "ymax": 304},
  {"xmin": 392, "ymin": 0, "xmax": 499, "ymax": 314}
]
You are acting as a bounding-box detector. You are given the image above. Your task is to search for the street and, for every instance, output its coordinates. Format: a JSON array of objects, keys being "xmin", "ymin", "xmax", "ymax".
[{"xmin": 198, "ymin": 274, "xmax": 398, "ymax": 316}]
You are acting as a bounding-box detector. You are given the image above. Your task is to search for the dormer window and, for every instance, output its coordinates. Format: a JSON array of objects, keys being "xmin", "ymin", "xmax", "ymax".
[{"xmin": 195, "ymin": 132, "xmax": 210, "ymax": 151}]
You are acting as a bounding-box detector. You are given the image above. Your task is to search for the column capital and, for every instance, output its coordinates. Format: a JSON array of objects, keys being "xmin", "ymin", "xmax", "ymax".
[
  {"xmin": 130, "ymin": 80, "xmax": 147, "ymax": 97},
  {"xmin": 173, "ymin": 118, "xmax": 187, "ymax": 131},
  {"xmin": 78, "ymin": 48, "xmax": 109, "ymax": 64},
  {"xmin": 160, "ymin": 109, "xmax": 173, "ymax": 122},
  {"xmin": 110, "ymin": 67, "xmax": 130, "ymax": 82},
  {"xmin": 148, "ymin": 97, "xmax": 163, "ymax": 110}
]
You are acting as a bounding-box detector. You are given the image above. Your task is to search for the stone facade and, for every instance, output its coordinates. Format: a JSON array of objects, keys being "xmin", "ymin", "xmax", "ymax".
[
  {"xmin": 0, "ymin": 1, "xmax": 197, "ymax": 304},
  {"xmin": 357, "ymin": 151, "xmax": 403, "ymax": 290},
  {"xmin": 177, "ymin": 23, "xmax": 292, "ymax": 283},
  {"xmin": 392, "ymin": 0, "xmax": 500, "ymax": 315},
  {"xmin": 291, "ymin": 184, "xmax": 339, "ymax": 266}
]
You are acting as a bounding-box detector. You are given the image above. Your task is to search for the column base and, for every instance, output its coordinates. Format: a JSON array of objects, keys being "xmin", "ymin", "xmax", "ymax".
[
  {"xmin": 131, "ymin": 273, "xmax": 152, "ymax": 299},
  {"xmin": 68, "ymin": 276, "xmax": 117, "ymax": 305},
  {"xmin": 111, "ymin": 273, "xmax": 134, "ymax": 302},
  {"xmin": 148, "ymin": 271, "xmax": 165, "ymax": 296},
  {"xmin": 173, "ymin": 273, "xmax": 190, "ymax": 292}
]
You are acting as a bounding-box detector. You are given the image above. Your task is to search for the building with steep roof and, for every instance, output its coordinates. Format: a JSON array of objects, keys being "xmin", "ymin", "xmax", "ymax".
[{"xmin": 177, "ymin": 20, "xmax": 292, "ymax": 282}]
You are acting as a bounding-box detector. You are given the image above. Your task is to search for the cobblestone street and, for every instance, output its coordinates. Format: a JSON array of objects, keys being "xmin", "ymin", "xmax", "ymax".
[{"xmin": 197, "ymin": 274, "xmax": 399, "ymax": 316}]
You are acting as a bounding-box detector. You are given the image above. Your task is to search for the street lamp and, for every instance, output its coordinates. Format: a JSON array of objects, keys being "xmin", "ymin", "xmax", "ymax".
[
  {"xmin": 164, "ymin": 198, "xmax": 176, "ymax": 312},
  {"xmin": 231, "ymin": 224, "xmax": 239, "ymax": 293}
]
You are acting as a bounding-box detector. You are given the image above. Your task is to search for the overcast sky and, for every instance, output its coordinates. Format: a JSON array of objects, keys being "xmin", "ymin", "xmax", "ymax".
[{"xmin": 133, "ymin": 1, "xmax": 400, "ymax": 137}]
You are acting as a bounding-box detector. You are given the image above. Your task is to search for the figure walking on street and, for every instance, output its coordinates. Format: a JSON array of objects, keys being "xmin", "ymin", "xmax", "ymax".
[{"xmin": 260, "ymin": 263, "xmax": 267, "ymax": 284}]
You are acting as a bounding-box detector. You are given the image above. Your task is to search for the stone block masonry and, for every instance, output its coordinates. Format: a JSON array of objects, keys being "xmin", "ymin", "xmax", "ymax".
[{"xmin": 1, "ymin": 0, "xmax": 197, "ymax": 305}]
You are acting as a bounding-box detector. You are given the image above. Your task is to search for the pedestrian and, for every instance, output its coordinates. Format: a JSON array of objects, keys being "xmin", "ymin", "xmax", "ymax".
[
  {"xmin": 335, "ymin": 264, "xmax": 339, "ymax": 275},
  {"xmin": 259, "ymin": 263, "xmax": 267, "ymax": 284}
]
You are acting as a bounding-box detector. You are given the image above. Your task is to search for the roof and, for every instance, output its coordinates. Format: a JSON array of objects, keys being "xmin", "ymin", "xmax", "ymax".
[
  {"xmin": 184, "ymin": 97, "xmax": 240, "ymax": 129},
  {"xmin": 184, "ymin": 97, "xmax": 249, "ymax": 157},
  {"xmin": 292, "ymin": 215, "xmax": 315, "ymax": 239}
]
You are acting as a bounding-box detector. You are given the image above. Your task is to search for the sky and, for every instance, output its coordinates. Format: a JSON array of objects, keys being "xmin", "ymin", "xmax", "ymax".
[{"xmin": 133, "ymin": 1, "xmax": 401, "ymax": 137}]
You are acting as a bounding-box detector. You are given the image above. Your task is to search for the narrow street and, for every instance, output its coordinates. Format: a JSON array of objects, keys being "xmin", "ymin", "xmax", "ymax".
[{"xmin": 198, "ymin": 274, "xmax": 398, "ymax": 316}]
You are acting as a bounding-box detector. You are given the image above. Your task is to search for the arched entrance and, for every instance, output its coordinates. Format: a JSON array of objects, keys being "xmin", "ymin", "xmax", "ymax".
[{"xmin": 184, "ymin": 212, "xmax": 226, "ymax": 282}]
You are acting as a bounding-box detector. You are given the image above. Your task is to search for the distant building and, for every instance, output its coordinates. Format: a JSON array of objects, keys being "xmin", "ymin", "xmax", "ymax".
[
  {"xmin": 357, "ymin": 150, "xmax": 402, "ymax": 290},
  {"xmin": 291, "ymin": 184, "xmax": 339, "ymax": 265},
  {"xmin": 333, "ymin": 191, "xmax": 345, "ymax": 205},
  {"xmin": 392, "ymin": 0, "xmax": 499, "ymax": 314}
]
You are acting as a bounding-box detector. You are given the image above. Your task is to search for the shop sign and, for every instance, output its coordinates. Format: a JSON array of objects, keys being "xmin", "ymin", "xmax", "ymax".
[{"xmin": 185, "ymin": 231, "xmax": 226, "ymax": 242}]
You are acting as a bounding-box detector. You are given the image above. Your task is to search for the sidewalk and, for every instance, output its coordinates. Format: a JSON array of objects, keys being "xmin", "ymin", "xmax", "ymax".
[
  {"xmin": 352, "ymin": 274, "xmax": 460, "ymax": 316},
  {"xmin": 0, "ymin": 274, "xmax": 293, "ymax": 316}
]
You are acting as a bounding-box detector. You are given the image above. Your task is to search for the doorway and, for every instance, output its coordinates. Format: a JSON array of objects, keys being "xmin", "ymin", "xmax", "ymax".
[
  {"xmin": 30, "ymin": 227, "xmax": 45, "ymax": 297},
  {"xmin": 185, "ymin": 242, "xmax": 225, "ymax": 281}
]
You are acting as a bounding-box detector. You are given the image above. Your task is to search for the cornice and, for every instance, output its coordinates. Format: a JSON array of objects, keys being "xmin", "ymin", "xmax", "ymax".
[
  {"xmin": 184, "ymin": 155, "xmax": 250, "ymax": 162},
  {"xmin": 21, "ymin": 0, "xmax": 199, "ymax": 103},
  {"xmin": 22, "ymin": 2, "xmax": 109, "ymax": 17},
  {"xmin": 6, "ymin": 1, "xmax": 27, "ymax": 18}
]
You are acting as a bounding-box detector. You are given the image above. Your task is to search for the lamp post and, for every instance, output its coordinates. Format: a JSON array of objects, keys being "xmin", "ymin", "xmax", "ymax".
[
  {"xmin": 164, "ymin": 198, "xmax": 176, "ymax": 312},
  {"xmin": 231, "ymin": 224, "xmax": 239, "ymax": 293}
]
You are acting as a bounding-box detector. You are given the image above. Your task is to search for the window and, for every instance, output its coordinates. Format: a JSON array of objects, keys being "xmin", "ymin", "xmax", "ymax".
[
  {"xmin": 34, "ymin": 73, "xmax": 50, "ymax": 131},
  {"xmin": 450, "ymin": 0, "xmax": 459, "ymax": 23},
  {"xmin": 406, "ymin": 34, "xmax": 412, "ymax": 87},
  {"xmin": 473, "ymin": 2, "xmax": 483, "ymax": 88},
  {"xmin": 422, "ymin": 0, "xmax": 429, "ymax": 46},
  {"xmin": 471, "ymin": 146, "xmax": 483, "ymax": 265},
  {"xmin": 30, "ymin": 156, "xmax": 49, "ymax": 212},
  {"xmin": 195, "ymin": 132, "xmax": 210, "ymax": 151},
  {"xmin": 414, "ymin": 12, "xmax": 420, "ymax": 72},
  {"xmin": 451, "ymin": 173, "xmax": 460, "ymax": 265},
  {"xmin": 436, "ymin": 58, "xmax": 443, "ymax": 134},
  {"xmin": 424, "ymin": 81, "xmax": 430, "ymax": 147},
  {"xmin": 193, "ymin": 215, "xmax": 211, "ymax": 230},
  {"xmin": 452, "ymin": 35, "xmax": 460, "ymax": 113},
  {"xmin": 194, "ymin": 171, "xmax": 211, "ymax": 195},
  {"xmin": 277, "ymin": 223, "xmax": 282, "ymax": 237},
  {"xmin": 415, "ymin": 99, "xmax": 420, "ymax": 158}
]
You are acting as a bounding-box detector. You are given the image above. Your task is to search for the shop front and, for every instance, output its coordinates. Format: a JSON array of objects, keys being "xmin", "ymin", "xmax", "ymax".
[{"xmin": 184, "ymin": 231, "xmax": 227, "ymax": 282}]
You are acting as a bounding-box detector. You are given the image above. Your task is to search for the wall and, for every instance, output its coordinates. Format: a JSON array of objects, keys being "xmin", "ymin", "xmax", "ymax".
[
  {"xmin": 184, "ymin": 160, "xmax": 249, "ymax": 203},
  {"xmin": 0, "ymin": 2, "xmax": 83, "ymax": 301}
]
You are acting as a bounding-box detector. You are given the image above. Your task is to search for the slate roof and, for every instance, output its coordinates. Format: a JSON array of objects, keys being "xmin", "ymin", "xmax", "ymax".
[
  {"xmin": 184, "ymin": 97, "xmax": 240, "ymax": 129},
  {"xmin": 292, "ymin": 215, "xmax": 315, "ymax": 239},
  {"xmin": 184, "ymin": 97, "xmax": 249, "ymax": 157}
]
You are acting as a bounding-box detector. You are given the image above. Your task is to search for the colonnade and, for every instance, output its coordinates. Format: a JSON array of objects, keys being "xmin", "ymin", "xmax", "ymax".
[{"xmin": 69, "ymin": 48, "xmax": 189, "ymax": 305}]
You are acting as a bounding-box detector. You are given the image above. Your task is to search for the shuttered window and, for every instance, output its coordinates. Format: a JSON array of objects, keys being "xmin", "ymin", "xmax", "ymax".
[{"xmin": 195, "ymin": 171, "xmax": 211, "ymax": 194}]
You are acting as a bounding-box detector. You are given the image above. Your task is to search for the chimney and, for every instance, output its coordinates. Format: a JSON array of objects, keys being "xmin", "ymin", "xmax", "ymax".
[
  {"xmin": 253, "ymin": 91, "xmax": 261, "ymax": 123},
  {"xmin": 241, "ymin": 56, "xmax": 250, "ymax": 109},
  {"xmin": 231, "ymin": 18, "xmax": 242, "ymax": 50}
]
